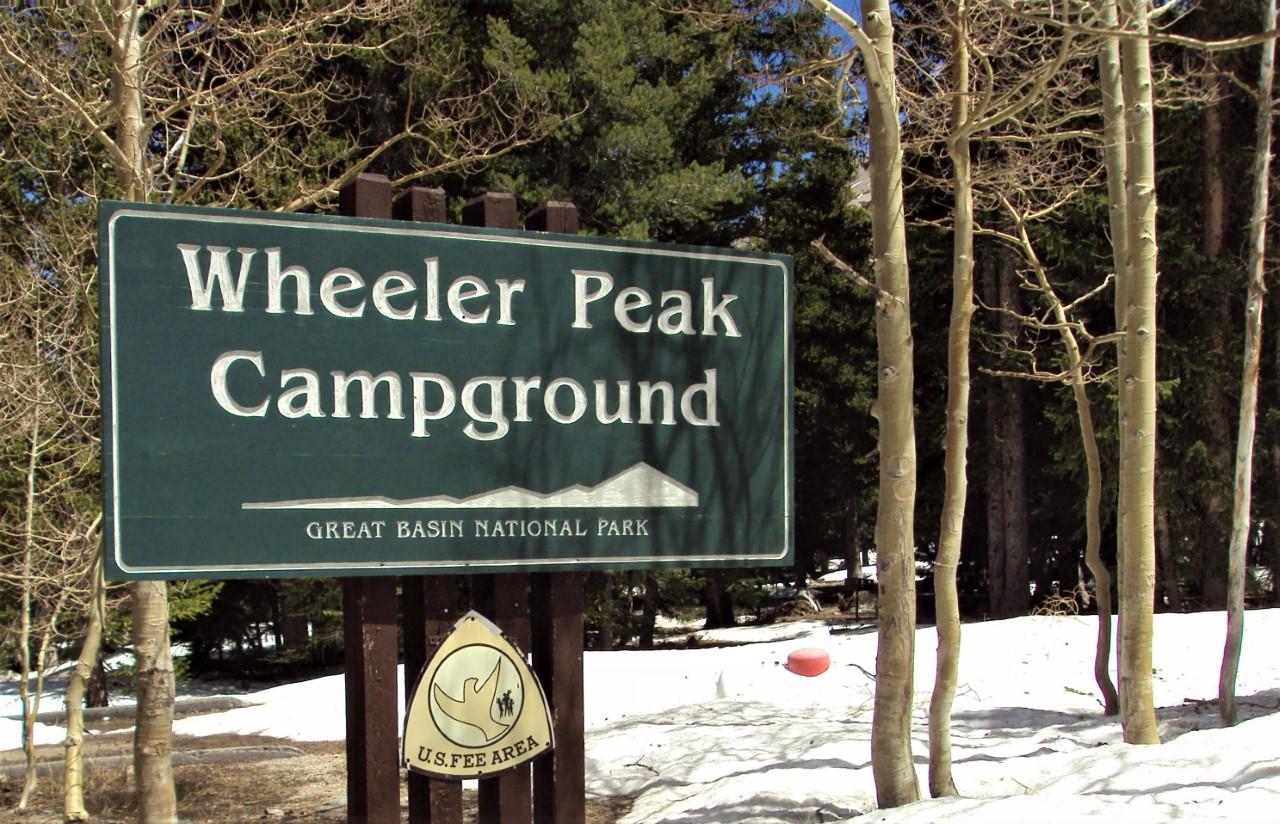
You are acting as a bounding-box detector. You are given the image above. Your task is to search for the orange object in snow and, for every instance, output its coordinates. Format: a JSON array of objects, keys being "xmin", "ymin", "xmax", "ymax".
[{"xmin": 785, "ymin": 647, "xmax": 830, "ymax": 677}]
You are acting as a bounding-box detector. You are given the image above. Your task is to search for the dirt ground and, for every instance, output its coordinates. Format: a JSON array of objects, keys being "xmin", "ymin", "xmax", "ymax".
[{"xmin": 0, "ymin": 729, "xmax": 633, "ymax": 823}]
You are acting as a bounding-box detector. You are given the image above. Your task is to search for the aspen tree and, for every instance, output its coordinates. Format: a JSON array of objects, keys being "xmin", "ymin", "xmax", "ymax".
[
  {"xmin": 896, "ymin": 1, "xmax": 1096, "ymax": 789},
  {"xmin": 64, "ymin": 552, "xmax": 106, "ymax": 822},
  {"xmin": 1116, "ymin": 0, "xmax": 1161, "ymax": 745},
  {"xmin": 928, "ymin": 2, "xmax": 972, "ymax": 797},
  {"xmin": 804, "ymin": 0, "xmax": 920, "ymax": 805},
  {"xmin": 975, "ymin": 195, "xmax": 1121, "ymax": 718},
  {"xmin": 1220, "ymin": 0, "xmax": 1276, "ymax": 728},
  {"xmin": 0, "ymin": 228, "xmax": 101, "ymax": 812},
  {"xmin": 110, "ymin": 5, "xmax": 181, "ymax": 815},
  {"xmin": 1097, "ymin": 0, "xmax": 1131, "ymax": 720}
]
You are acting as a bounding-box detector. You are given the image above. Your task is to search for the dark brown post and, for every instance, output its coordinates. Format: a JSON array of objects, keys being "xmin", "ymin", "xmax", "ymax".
[
  {"xmin": 463, "ymin": 192, "xmax": 534, "ymax": 824},
  {"xmin": 473, "ymin": 574, "xmax": 533, "ymax": 824},
  {"xmin": 462, "ymin": 190, "xmax": 519, "ymax": 230},
  {"xmin": 531, "ymin": 572, "xmax": 586, "ymax": 824},
  {"xmin": 524, "ymin": 200, "xmax": 586, "ymax": 824},
  {"xmin": 340, "ymin": 172, "xmax": 394, "ymax": 221},
  {"xmin": 342, "ymin": 578, "xmax": 400, "ymax": 824},
  {"xmin": 394, "ymin": 186, "xmax": 447, "ymax": 224},
  {"xmin": 394, "ymin": 185, "xmax": 464, "ymax": 824},
  {"xmin": 338, "ymin": 173, "xmax": 401, "ymax": 824},
  {"xmin": 525, "ymin": 201, "xmax": 580, "ymax": 235},
  {"xmin": 401, "ymin": 574, "xmax": 427, "ymax": 700},
  {"xmin": 403, "ymin": 576, "xmax": 466, "ymax": 822}
]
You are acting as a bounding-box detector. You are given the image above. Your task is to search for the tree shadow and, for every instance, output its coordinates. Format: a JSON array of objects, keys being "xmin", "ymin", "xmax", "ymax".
[
  {"xmin": 647, "ymin": 797, "xmax": 863, "ymax": 824},
  {"xmin": 1156, "ymin": 687, "xmax": 1280, "ymax": 742},
  {"xmin": 1081, "ymin": 761, "xmax": 1280, "ymax": 797}
]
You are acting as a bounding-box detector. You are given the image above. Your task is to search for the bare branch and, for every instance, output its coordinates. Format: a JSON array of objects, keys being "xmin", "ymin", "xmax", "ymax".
[
  {"xmin": 998, "ymin": 1, "xmax": 1280, "ymax": 52},
  {"xmin": 811, "ymin": 237, "xmax": 904, "ymax": 309}
]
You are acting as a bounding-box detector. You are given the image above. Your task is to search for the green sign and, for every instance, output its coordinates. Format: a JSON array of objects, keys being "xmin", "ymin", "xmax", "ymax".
[{"xmin": 101, "ymin": 201, "xmax": 792, "ymax": 579}]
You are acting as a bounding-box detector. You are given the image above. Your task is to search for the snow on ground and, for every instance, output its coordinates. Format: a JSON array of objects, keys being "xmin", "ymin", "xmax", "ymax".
[
  {"xmin": 0, "ymin": 653, "xmax": 144, "ymax": 751},
  {"xmin": 3, "ymin": 610, "xmax": 1278, "ymax": 822},
  {"xmin": 0, "ymin": 716, "xmax": 65, "ymax": 750}
]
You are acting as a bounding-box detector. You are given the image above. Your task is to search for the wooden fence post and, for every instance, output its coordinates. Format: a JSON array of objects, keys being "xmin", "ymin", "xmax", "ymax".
[{"xmin": 339, "ymin": 173, "xmax": 402, "ymax": 824}]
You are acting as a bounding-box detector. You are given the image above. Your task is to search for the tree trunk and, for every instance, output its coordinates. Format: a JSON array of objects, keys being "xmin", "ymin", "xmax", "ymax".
[
  {"xmin": 111, "ymin": 3, "xmax": 180, "ymax": 813},
  {"xmin": 65, "ymin": 550, "xmax": 106, "ymax": 822},
  {"xmin": 1098, "ymin": 0, "xmax": 1130, "ymax": 703},
  {"xmin": 1077, "ymin": 372, "xmax": 1120, "ymax": 717},
  {"xmin": 928, "ymin": 0, "xmax": 971, "ymax": 797},
  {"xmin": 15, "ymin": 415, "xmax": 72, "ymax": 811},
  {"xmin": 281, "ymin": 614, "xmax": 310, "ymax": 649},
  {"xmin": 807, "ymin": 0, "xmax": 919, "ymax": 806},
  {"xmin": 112, "ymin": 2, "xmax": 146, "ymax": 203},
  {"xmin": 133, "ymin": 581, "xmax": 177, "ymax": 822},
  {"xmin": 1199, "ymin": 80, "xmax": 1232, "ymax": 610},
  {"xmin": 638, "ymin": 573, "xmax": 657, "ymax": 650},
  {"xmin": 1010, "ymin": 220, "xmax": 1120, "ymax": 717},
  {"xmin": 1272, "ymin": 467, "xmax": 1280, "ymax": 605},
  {"xmin": 702, "ymin": 571, "xmax": 736, "ymax": 629},
  {"xmin": 989, "ymin": 244, "xmax": 1029, "ymax": 619},
  {"xmin": 860, "ymin": 0, "xmax": 921, "ymax": 806},
  {"xmin": 1220, "ymin": 0, "xmax": 1275, "ymax": 728},
  {"xmin": 844, "ymin": 506, "xmax": 865, "ymax": 612},
  {"xmin": 87, "ymin": 650, "xmax": 111, "ymax": 708},
  {"xmin": 18, "ymin": 416, "xmax": 40, "ymax": 811},
  {"xmin": 983, "ymin": 250, "xmax": 1005, "ymax": 621},
  {"xmin": 596, "ymin": 620, "xmax": 614, "ymax": 651},
  {"xmin": 795, "ymin": 543, "xmax": 814, "ymax": 590},
  {"xmin": 1275, "ymin": 300, "xmax": 1280, "ymax": 606},
  {"xmin": 1203, "ymin": 78, "xmax": 1226, "ymax": 260},
  {"xmin": 1117, "ymin": 0, "xmax": 1160, "ymax": 745},
  {"xmin": 1155, "ymin": 495, "xmax": 1182, "ymax": 611}
]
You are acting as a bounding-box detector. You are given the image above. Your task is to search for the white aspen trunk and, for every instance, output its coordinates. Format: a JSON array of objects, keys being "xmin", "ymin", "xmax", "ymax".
[
  {"xmin": 861, "ymin": 0, "xmax": 921, "ymax": 805},
  {"xmin": 65, "ymin": 549, "xmax": 106, "ymax": 821},
  {"xmin": 132, "ymin": 580, "xmax": 177, "ymax": 823},
  {"xmin": 1074, "ymin": 366, "xmax": 1120, "ymax": 717},
  {"xmin": 1072, "ymin": 3, "xmax": 1126, "ymax": 703},
  {"xmin": 1015, "ymin": 224, "xmax": 1119, "ymax": 716},
  {"xmin": 18, "ymin": 415, "xmax": 40, "ymax": 810},
  {"xmin": 1097, "ymin": 0, "xmax": 1130, "ymax": 711},
  {"xmin": 112, "ymin": 1, "xmax": 147, "ymax": 203},
  {"xmin": 804, "ymin": 0, "xmax": 920, "ymax": 806},
  {"xmin": 1118, "ymin": 0, "xmax": 1160, "ymax": 745},
  {"xmin": 1219, "ymin": 0, "xmax": 1276, "ymax": 728},
  {"xmin": 928, "ymin": 0, "xmax": 971, "ymax": 798},
  {"xmin": 111, "ymin": 2, "xmax": 179, "ymax": 818}
]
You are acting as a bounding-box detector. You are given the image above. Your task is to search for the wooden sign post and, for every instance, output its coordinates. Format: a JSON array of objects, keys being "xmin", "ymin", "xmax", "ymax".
[
  {"xmin": 394, "ymin": 186, "xmax": 467, "ymax": 822},
  {"xmin": 389, "ymin": 182, "xmax": 584, "ymax": 824}
]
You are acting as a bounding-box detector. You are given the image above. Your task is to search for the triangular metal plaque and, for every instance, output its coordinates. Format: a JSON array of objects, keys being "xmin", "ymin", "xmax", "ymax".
[{"xmin": 402, "ymin": 610, "xmax": 554, "ymax": 780}]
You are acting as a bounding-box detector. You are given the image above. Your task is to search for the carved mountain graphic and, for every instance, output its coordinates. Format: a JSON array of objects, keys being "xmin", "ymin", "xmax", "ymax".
[{"xmin": 242, "ymin": 462, "xmax": 698, "ymax": 510}]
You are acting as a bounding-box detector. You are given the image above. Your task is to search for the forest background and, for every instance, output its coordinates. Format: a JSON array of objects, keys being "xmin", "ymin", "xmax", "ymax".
[{"xmin": 1, "ymin": 0, "xmax": 1278, "ymax": 813}]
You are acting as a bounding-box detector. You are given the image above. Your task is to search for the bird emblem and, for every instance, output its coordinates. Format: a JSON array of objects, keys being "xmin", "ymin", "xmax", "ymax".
[{"xmin": 432, "ymin": 661, "xmax": 512, "ymax": 744}]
